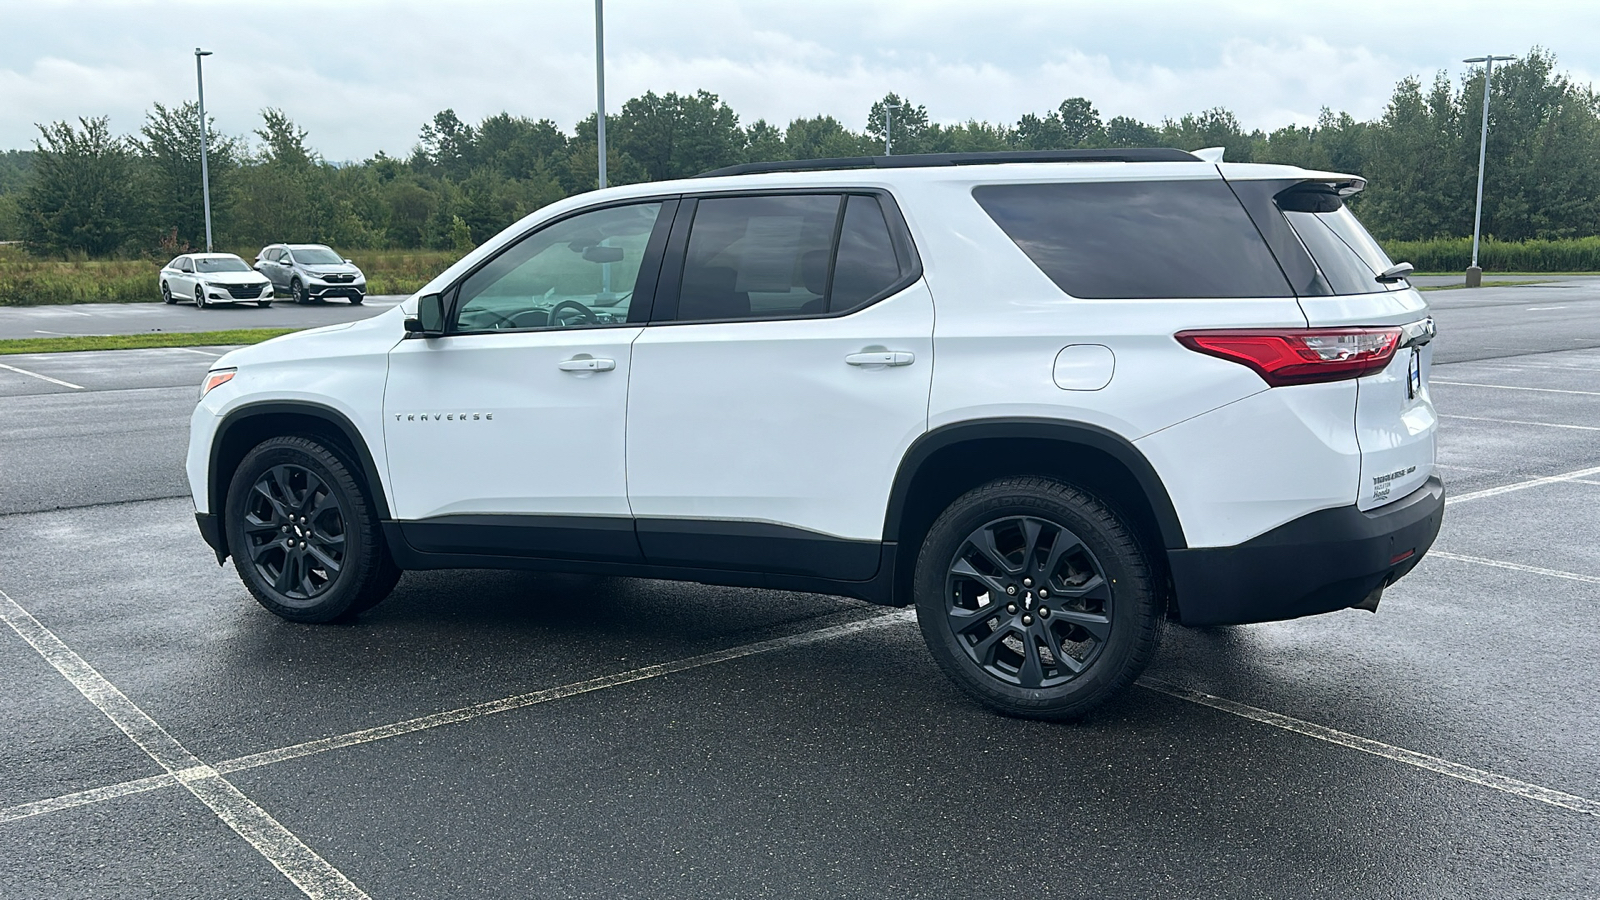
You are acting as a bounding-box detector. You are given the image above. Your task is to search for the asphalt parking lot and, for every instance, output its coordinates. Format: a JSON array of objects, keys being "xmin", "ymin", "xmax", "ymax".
[{"xmin": 2, "ymin": 284, "xmax": 1599, "ymax": 898}]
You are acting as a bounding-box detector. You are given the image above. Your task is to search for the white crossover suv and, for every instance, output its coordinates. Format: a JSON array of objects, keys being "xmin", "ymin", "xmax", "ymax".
[{"xmin": 188, "ymin": 149, "xmax": 1442, "ymax": 720}]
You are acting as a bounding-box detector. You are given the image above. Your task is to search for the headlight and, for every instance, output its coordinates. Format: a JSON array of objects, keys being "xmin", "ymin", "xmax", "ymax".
[{"xmin": 200, "ymin": 368, "xmax": 236, "ymax": 398}]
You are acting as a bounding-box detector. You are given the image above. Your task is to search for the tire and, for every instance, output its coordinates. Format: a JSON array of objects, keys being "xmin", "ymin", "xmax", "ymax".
[
  {"xmin": 913, "ymin": 476, "xmax": 1161, "ymax": 721},
  {"xmin": 194, "ymin": 285, "xmax": 207, "ymax": 309},
  {"xmin": 161, "ymin": 282, "xmax": 175, "ymax": 304},
  {"xmin": 258, "ymin": 300, "xmax": 273, "ymax": 308},
  {"xmin": 224, "ymin": 435, "xmax": 400, "ymax": 623},
  {"xmin": 349, "ymin": 294, "xmax": 363, "ymax": 305},
  {"xmin": 292, "ymin": 279, "xmax": 309, "ymax": 304}
]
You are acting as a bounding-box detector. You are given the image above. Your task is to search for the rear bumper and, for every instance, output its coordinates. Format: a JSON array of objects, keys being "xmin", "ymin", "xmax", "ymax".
[{"xmin": 1168, "ymin": 475, "xmax": 1444, "ymax": 626}]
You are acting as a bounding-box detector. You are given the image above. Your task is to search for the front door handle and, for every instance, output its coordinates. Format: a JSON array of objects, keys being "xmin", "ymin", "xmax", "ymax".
[
  {"xmin": 558, "ymin": 357, "xmax": 616, "ymax": 372},
  {"xmin": 845, "ymin": 351, "xmax": 915, "ymax": 367}
]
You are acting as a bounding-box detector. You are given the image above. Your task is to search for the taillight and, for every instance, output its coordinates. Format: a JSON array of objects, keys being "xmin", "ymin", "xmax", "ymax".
[{"xmin": 1174, "ymin": 327, "xmax": 1402, "ymax": 387}]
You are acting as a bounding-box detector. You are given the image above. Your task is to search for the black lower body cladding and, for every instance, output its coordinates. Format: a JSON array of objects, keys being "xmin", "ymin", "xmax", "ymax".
[{"xmin": 1166, "ymin": 476, "xmax": 1445, "ymax": 626}]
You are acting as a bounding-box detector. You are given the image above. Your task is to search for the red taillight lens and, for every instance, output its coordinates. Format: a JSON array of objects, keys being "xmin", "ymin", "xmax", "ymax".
[{"xmin": 1174, "ymin": 327, "xmax": 1402, "ymax": 386}]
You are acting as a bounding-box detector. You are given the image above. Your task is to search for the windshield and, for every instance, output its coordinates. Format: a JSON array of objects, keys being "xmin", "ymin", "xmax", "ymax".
[
  {"xmin": 195, "ymin": 257, "xmax": 252, "ymax": 274},
  {"xmin": 292, "ymin": 247, "xmax": 345, "ymax": 266}
]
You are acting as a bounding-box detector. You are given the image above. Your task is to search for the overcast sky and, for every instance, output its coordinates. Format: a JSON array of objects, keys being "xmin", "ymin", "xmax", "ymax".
[{"xmin": 3, "ymin": 0, "xmax": 1597, "ymax": 160}]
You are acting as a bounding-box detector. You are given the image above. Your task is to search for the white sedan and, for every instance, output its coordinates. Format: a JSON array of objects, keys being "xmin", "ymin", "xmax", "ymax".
[{"xmin": 160, "ymin": 253, "xmax": 275, "ymax": 308}]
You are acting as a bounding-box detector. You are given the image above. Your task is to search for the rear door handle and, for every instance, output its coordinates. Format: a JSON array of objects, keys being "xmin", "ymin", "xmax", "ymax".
[
  {"xmin": 845, "ymin": 351, "xmax": 915, "ymax": 367},
  {"xmin": 558, "ymin": 357, "xmax": 616, "ymax": 372}
]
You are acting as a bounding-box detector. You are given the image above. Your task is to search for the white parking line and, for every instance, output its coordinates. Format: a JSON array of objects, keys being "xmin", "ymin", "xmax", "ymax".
[
  {"xmin": 0, "ymin": 361, "xmax": 84, "ymax": 390},
  {"xmin": 171, "ymin": 347, "xmax": 223, "ymax": 357},
  {"xmin": 1432, "ymin": 380, "xmax": 1600, "ymax": 397},
  {"xmin": 1142, "ymin": 680, "xmax": 1600, "ymax": 816},
  {"xmin": 1441, "ymin": 414, "xmax": 1600, "ymax": 432},
  {"xmin": 0, "ymin": 589, "xmax": 368, "ymax": 900},
  {"xmin": 1428, "ymin": 551, "xmax": 1600, "ymax": 585},
  {"xmin": 1445, "ymin": 465, "xmax": 1600, "ymax": 505},
  {"xmin": 0, "ymin": 609, "xmax": 914, "ymax": 824}
]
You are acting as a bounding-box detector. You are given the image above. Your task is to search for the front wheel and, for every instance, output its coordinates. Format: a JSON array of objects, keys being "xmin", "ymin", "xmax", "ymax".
[
  {"xmin": 257, "ymin": 300, "xmax": 273, "ymax": 308},
  {"xmin": 194, "ymin": 285, "xmax": 207, "ymax": 309},
  {"xmin": 292, "ymin": 279, "xmax": 309, "ymax": 304},
  {"xmin": 913, "ymin": 476, "xmax": 1161, "ymax": 721},
  {"xmin": 348, "ymin": 294, "xmax": 363, "ymax": 306},
  {"xmin": 161, "ymin": 282, "xmax": 175, "ymax": 304},
  {"xmin": 225, "ymin": 436, "xmax": 400, "ymax": 622}
]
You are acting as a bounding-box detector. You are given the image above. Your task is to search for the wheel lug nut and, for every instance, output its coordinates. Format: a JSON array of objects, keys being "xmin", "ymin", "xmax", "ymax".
[
  {"xmin": 1039, "ymin": 607, "xmax": 1050, "ymax": 618},
  {"xmin": 1005, "ymin": 585, "xmax": 1017, "ymax": 595},
  {"xmin": 1038, "ymin": 589, "xmax": 1048, "ymax": 598},
  {"xmin": 1006, "ymin": 603, "xmax": 1017, "ymax": 614},
  {"xmin": 1023, "ymin": 577, "xmax": 1033, "ymax": 587},
  {"xmin": 1022, "ymin": 615, "xmax": 1033, "ymax": 625}
]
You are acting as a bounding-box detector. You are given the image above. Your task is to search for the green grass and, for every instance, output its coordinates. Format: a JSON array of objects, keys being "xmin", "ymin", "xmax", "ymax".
[
  {"xmin": 0, "ymin": 245, "xmax": 462, "ymax": 306},
  {"xmin": 1382, "ymin": 236, "xmax": 1600, "ymax": 273},
  {"xmin": 0, "ymin": 328, "xmax": 298, "ymax": 355},
  {"xmin": 1416, "ymin": 279, "xmax": 1554, "ymax": 291}
]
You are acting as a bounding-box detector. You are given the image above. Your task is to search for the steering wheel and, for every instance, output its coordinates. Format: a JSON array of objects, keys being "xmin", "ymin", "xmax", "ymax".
[{"xmin": 547, "ymin": 299, "xmax": 597, "ymax": 328}]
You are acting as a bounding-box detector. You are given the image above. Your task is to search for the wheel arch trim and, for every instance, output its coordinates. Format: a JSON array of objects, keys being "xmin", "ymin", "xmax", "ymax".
[
  {"xmin": 883, "ymin": 417, "xmax": 1187, "ymax": 550},
  {"xmin": 209, "ymin": 400, "xmax": 393, "ymax": 524}
]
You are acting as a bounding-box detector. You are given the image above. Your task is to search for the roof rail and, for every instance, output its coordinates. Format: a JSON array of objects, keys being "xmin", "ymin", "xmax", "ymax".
[{"xmin": 697, "ymin": 148, "xmax": 1201, "ymax": 178}]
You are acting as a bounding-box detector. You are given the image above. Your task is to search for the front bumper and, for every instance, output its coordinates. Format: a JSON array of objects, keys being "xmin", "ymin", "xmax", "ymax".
[
  {"xmin": 1167, "ymin": 475, "xmax": 1444, "ymax": 626},
  {"xmin": 308, "ymin": 280, "xmax": 366, "ymax": 300}
]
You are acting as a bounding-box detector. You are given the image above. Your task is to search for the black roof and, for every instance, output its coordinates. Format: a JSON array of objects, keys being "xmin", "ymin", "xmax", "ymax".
[{"xmin": 697, "ymin": 148, "xmax": 1201, "ymax": 179}]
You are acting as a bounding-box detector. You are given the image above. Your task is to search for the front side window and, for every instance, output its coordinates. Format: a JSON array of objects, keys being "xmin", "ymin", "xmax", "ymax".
[
  {"xmin": 973, "ymin": 180, "xmax": 1293, "ymax": 299},
  {"xmin": 454, "ymin": 202, "xmax": 663, "ymax": 332},
  {"xmin": 178, "ymin": 258, "xmax": 194, "ymax": 273}
]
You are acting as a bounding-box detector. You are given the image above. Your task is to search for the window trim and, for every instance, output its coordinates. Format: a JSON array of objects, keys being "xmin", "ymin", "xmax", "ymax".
[
  {"xmin": 439, "ymin": 196, "xmax": 681, "ymax": 337},
  {"xmin": 648, "ymin": 187, "xmax": 923, "ymax": 326}
]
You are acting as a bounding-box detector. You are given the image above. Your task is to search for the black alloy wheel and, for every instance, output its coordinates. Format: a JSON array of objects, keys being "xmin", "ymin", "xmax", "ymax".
[
  {"xmin": 349, "ymin": 293, "xmax": 363, "ymax": 305},
  {"xmin": 225, "ymin": 436, "xmax": 401, "ymax": 622},
  {"xmin": 914, "ymin": 476, "xmax": 1161, "ymax": 721},
  {"xmin": 944, "ymin": 515, "xmax": 1113, "ymax": 689},
  {"xmin": 162, "ymin": 282, "xmax": 175, "ymax": 304},
  {"xmin": 194, "ymin": 285, "xmax": 207, "ymax": 309}
]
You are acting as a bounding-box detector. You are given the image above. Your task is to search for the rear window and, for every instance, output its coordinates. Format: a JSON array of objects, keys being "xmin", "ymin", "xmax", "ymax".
[
  {"xmin": 973, "ymin": 180, "xmax": 1291, "ymax": 299},
  {"xmin": 1278, "ymin": 187, "xmax": 1403, "ymax": 295}
]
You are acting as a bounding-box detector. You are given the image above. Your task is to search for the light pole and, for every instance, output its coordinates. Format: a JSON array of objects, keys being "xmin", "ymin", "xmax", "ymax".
[
  {"xmin": 883, "ymin": 101, "xmax": 901, "ymax": 156},
  {"xmin": 194, "ymin": 48, "xmax": 214, "ymax": 252},
  {"xmin": 1463, "ymin": 54, "xmax": 1514, "ymax": 287},
  {"xmin": 594, "ymin": 0, "xmax": 607, "ymax": 189}
]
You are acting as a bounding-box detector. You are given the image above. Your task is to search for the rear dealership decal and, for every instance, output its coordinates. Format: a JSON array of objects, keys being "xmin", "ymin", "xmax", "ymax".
[
  {"xmin": 1372, "ymin": 465, "xmax": 1416, "ymax": 504},
  {"xmin": 1407, "ymin": 348, "xmax": 1423, "ymax": 399}
]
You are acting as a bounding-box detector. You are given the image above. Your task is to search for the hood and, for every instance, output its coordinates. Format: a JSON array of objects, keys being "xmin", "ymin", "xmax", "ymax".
[
  {"xmin": 214, "ymin": 305, "xmax": 405, "ymax": 369},
  {"xmin": 198, "ymin": 271, "xmax": 271, "ymax": 285},
  {"xmin": 303, "ymin": 263, "xmax": 362, "ymax": 276}
]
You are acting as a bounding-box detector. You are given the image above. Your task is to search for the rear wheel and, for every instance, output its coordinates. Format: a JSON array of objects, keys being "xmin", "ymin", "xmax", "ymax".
[
  {"xmin": 225, "ymin": 436, "xmax": 400, "ymax": 622},
  {"xmin": 913, "ymin": 476, "xmax": 1161, "ymax": 721}
]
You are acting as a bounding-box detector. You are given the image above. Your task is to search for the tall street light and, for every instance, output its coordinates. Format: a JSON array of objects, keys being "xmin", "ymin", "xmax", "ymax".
[
  {"xmin": 1463, "ymin": 53, "xmax": 1515, "ymax": 287},
  {"xmin": 194, "ymin": 48, "xmax": 214, "ymax": 252},
  {"xmin": 594, "ymin": 0, "xmax": 607, "ymax": 189},
  {"xmin": 884, "ymin": 100, "xmax": 901, "ymax": 156}
]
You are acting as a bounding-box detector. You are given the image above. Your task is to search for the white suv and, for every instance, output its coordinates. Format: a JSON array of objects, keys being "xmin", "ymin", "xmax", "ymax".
[{"xmin": 188, "ymin": 149, "xmax": 1443, "ymax": 720}]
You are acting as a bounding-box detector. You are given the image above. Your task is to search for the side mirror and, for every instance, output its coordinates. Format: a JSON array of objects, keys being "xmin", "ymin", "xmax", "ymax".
[
  {"xmin": 278, "ymin": 259, "xmax": 293, "ymax": 266},
  {"xmin": 344, "ymin": 258, "xmax": 354, "ymax": 264},
  {"xmin": 1376, "ymin": 262, "xmax": 1414, "ymax": 284},
  {"xmin": 404, "ymin": 293, "xmax": 446, "ymax": 338}
]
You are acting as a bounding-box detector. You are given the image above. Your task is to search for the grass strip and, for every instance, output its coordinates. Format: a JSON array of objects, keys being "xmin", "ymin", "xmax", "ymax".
[
  {"xmin": 1417, "ymin": 280, "xmax": 1554, "ymax": 292},
  {"xmin": 0, "ymin": 328, "xmax": 299, "ymax": 355}
]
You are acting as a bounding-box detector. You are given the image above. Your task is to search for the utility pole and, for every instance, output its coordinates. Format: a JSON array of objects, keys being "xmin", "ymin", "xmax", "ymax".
[
  {"xmin": 194, "ymin": 48, "xmax": 214, "ymax": 252},
  {"xmin": 884, "ymin": 100, "xmax": 901, "ymax": 156},
  {"xmin": 595, "ymin": 0, "xmax": 607, "ymax": 189},
  {"xmin": 1463, "ymin": 54, "xmax": 1514, "ymax": 287}
]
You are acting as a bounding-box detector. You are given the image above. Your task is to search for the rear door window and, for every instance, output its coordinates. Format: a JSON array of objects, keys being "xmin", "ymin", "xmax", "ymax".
[
  {"xmin": 973, "ymin": 180, "xmax": 1292, "ymax": 299},
  {"xmin": 677, "ymin": 194, "xmax": 841, "ymax": 321},
  {"xmin": 830, "ymin": 195, "xmax": 904, "ymax": 313}
]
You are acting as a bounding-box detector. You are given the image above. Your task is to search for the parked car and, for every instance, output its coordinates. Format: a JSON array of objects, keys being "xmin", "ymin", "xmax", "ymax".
[
  {"xmin": 160, "ymin": 253, "xmax": 274, "ymax": 308},
  {"xmin": 254, "ymin": 244, "xmax": 367, "ymax": 304},
  {"xmin": 190, "ymin": 149, "xmax": 1442, "ymax": 721}
]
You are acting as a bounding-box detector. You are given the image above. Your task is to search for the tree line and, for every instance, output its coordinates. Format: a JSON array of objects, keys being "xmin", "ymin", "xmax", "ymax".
[{"xmin": 1, "ymin": 48, "xmax": 1596, "ymax": 258}]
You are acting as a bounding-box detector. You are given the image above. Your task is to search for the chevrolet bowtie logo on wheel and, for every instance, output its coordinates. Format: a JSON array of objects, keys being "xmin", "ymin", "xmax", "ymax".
[{"xmin": 395, "ymin": 413, "xmax": 494, "ymax": 421}]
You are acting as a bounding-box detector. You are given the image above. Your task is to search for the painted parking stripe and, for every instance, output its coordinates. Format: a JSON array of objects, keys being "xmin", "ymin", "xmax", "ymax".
[
  {"xmin": 1445, "ymin": 465, "xmax": 1600, "ymax": 505},
  {"xmin": 1432, "ymin": 380, "xmax": 1600, "ymax": 397},
  {"xmin": 0, "ymin": 361, "xmax": 83, "ymax": 390},
  {"xmin": 1428, "ymin": 551, "xmax": 1600, "ymax": 585},
  {"xmin": 1142, "ymin": 680, "xmax": 1600, "ymax": 816},
  {"xmin": 0, "ymin": 609, "xmax": 915, "ymax": 824},
  {"xmin": 0, "ymin": 589, "xmax": 369, "ymax": 900},
  {"xmin": 1441, "ymin": 414, "xmax": 1600, "ymax": 432}
]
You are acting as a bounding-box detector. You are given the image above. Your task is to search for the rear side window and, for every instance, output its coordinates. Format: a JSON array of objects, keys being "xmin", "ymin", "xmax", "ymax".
[
  {"xmin": 973, "ymin": 180, "xmax": 1292, "ymax": 299},
  {"xmin": 673, "ymin": 193, "xmax": 913, "ymax": 321},
  {"xmin": 1279, "ymin": 187, "xmax": 1403, "ymax": 295}
]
